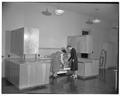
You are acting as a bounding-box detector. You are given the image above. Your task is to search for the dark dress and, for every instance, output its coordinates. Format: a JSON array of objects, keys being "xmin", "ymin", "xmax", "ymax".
[{"xmin": 68, "ymin": 48, "xmax": 78, "ymax": 71}]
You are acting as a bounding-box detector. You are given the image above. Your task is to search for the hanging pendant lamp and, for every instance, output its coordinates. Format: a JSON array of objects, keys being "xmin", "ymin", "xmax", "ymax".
[{"xmin": 41, "ymin": 8, "xmax": 52, "ymax": 16}]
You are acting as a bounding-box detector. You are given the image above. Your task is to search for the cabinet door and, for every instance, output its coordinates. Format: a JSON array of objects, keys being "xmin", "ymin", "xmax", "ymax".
[
  {"xmin": 80, "ymin": 35, "xmax": 93, "ymax": 53},
  {"xmin": 80, "ymin": 36, "xmax": 86, "ymax": 53},
  {"xmin": 11, "ymin": 28, "xmax": 24, "ymax": 56},
  {"xmin": 24, "ymin": 28, "xmax": 39, "ymax": 54},
  {"xmin": 86, "ymin": 35, "xmax": 93, "ymax": 53}
]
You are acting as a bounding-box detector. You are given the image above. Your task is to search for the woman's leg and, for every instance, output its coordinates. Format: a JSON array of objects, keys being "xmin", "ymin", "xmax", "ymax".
[
  {"xmin": 70, "ymin": 71, "xmax": 75, "ymax": 77},
  {"xmin": 73, "ymin": 71, "xmax": 78, "ymax": 78},
  {"xmin": 54, "ymin": 72, "xmax": 58, "ymax": 77},
  {"xmin": 73, "ymin": 62, "xmax": 78, "ymax": 78}
]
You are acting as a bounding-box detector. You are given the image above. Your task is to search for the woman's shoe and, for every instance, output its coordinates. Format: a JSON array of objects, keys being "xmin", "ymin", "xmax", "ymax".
[
  {"xmin": 73, "ymin": 75, "xmax": 78, "ymax": 79},
  {"xmin": 70, "ymin": 74, "xmax": 74, "ymax": 78},
  {"xmin": 53, "ymin": 73, "xmax": 58, "ymax": 78}
]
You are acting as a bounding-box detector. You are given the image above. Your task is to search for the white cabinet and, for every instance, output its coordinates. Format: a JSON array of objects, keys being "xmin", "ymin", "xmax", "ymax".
[
  {"xmin": 80, "ymin": 35, "xmax": 93, "ymax": 53},
  {"xmin": 24, "ymin": 28, "xmax": 39, "ymax": 54},
  {"xmin": 78, "ymin": 59, "xmax": 99, "ymax": 78},
  {"xmin": 5, "ymin": 59, "xmax": 51, "ymax": 90},
  {"xmin": 10, "ymin": 27, "xmax": 39, "ymax": 56},
  {"xmin": 67, "ymin": 35, "xmax": 93, "ymax": 53}
]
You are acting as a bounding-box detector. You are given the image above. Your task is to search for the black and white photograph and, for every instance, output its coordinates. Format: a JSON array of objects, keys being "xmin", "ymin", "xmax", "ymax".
[{"xmin": 1, "ymin": 1, "xmax": 119, "ymax": 94}]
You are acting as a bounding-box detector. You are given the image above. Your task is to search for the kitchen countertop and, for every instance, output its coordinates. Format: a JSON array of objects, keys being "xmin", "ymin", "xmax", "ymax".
[
  {"xmin": 78, "ymin": 58, "xmax": 99, "ymax": 63},
  {"xmin": 6, "ymin": 58, "xmax": 52, "ymax": 64},
  {"xmin": 6, "ymin": 58, "xmax": 99, "ymax": 64}
]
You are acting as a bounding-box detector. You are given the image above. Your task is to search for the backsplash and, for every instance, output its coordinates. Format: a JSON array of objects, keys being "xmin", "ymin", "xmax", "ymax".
[{"xmin": 38, "ymin": 48, "xmax": 61, "ymax": 58}]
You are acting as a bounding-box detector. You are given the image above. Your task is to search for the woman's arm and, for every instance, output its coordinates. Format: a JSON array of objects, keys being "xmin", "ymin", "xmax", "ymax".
[
  {"xmin": 61, "ymin": 54, "xmax": 64, "ymax": 64},
  {"xmin": 68, "ymin": 48, "xmax": 76, "ymax": 62}
]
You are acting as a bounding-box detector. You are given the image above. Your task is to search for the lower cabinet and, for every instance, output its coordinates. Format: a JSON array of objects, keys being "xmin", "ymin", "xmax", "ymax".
[
  {"xmin": 78, "ymin": 59, "xmax": 99, "ymax": 78},
  {"xmin": 5, "ymin": 59, "xmax": 51, "ymax": 90}
]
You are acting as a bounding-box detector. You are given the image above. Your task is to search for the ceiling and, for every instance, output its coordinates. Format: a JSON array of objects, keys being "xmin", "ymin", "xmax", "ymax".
[
  {"xmin": 45, "ymin": 3, "xmax": 119, "ymax": 23},
  {"xmin": 4, "ymin": 2, "xmax": 118, "ymax": 24}
]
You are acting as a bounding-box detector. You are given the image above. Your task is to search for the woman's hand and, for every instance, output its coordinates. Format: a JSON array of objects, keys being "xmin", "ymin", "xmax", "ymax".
[
  {"xmin": 60, "ymin": 64, "xmax": 64, "ymax": 68},
  {"xmin": 72, "ymin": 59, "xmax": 74, "ymax": 62}
]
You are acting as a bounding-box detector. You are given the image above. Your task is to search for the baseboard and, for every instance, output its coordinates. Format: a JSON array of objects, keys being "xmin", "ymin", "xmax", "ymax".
[
  {"xmin": 78, "ymin": 75, "xmax": 98, "ymax": 80},
  {"xmin": 107, "ymin": 66, "xmax": 118, "ymax": 70},
  {"xmin": 99, "ymin": 66, "xmax": 117, "ymax": 70}
]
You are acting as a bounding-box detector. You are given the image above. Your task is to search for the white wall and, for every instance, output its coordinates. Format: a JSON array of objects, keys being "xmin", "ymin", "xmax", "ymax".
[
  {"xmin": 2, "ymin": 2, "xmax": 24, "ymax": 57},
  {"xmin": 2, "ymin": 2, "xmax": 24, "ymax": 77},
  {"xmin": 2, "ymin": 2, "xmax": 118, "ymax": 77},
  {"xmin": 107, "ymin": 22, "xmax": 118, "ymax": 67}
]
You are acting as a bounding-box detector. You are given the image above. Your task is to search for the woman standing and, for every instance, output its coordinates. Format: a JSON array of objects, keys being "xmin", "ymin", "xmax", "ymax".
[{"xmin": 67, "ymin": 45, "xmax": 78, "ymax": 79}]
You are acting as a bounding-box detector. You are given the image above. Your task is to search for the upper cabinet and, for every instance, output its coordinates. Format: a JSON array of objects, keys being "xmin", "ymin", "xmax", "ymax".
[
  {"xmin": 67, "ymin": 35, "xmax": 93, "ymax": 53},
  {"xmin": 80, "ymin": 35, "xmax": 93, "ymax": 53},
  {"xmin": 24, "ymin": 28, "xmax": 39, "ymax": 54},
  {"xmin": 10, "ymin": 27, "xmax": 39, "ymax": 56}
]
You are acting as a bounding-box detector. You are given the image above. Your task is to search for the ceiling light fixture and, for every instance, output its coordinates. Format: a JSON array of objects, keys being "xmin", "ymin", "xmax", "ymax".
[
  {"xmin": 55, "ymin": 8, "xmax": 64, "ymax": 15},
  {"xmin": 86, "ymin": 8, "xmax": 101, "ymax": 24},
  {"xmin": 83, "ymin": 8, "xmax": 102, "ymax": 31},
  {"xmin": 92, "ymin": 18, "xmax": 101, "ymax": 23},
  {"xmin": 86, "ymin": 17, "xmax": 94, "ymax": 24},
  {"xmin": 41, "ymin": 8, "xmax": 52, "ymax": 16},
  {"xmin": 92, "ymin": 8, "xmax": 101, "ymax": 23}
]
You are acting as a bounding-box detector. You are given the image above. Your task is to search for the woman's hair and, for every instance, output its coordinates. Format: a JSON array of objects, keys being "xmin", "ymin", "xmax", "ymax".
[
  {"xmin": 67, "ymin": 45, "xmax": 72, "ymax": 48},
  {"xmin": 61, "ymin": 49, "xmax": 67, "ymax": 53}
]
